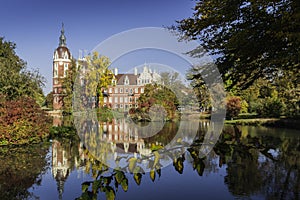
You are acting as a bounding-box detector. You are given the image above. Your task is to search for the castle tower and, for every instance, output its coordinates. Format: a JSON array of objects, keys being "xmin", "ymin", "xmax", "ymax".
[{"xmin": 53, "ymin": 23, "xmax": 72, "ymax": 110}]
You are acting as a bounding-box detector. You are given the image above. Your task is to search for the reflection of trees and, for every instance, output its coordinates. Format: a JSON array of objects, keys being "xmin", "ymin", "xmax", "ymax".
[
  {"xmin": 214, "ymin": 126, "xmax": 300, "ymax": 199},
  {"xmin": 0, "ymin": 144, "xmax": 49, "ymax": 200},
  {"xmin": 73, "ymin": 120, "xmax": 300, "ymax": 200}
]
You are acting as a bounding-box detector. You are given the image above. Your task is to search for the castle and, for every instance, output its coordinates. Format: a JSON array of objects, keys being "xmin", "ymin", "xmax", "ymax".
[{"xmin": 52, "ymin": 24, "xmax": 161, "ymax": 111}]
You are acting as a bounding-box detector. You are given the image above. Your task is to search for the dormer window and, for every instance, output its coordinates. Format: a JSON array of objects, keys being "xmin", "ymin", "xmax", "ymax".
[{"xmin": 124, "ymin": 76, "xmax": 129, "ymax": 85}]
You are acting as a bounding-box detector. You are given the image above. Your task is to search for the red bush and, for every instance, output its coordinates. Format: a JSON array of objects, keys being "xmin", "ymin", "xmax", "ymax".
[
  {"xmin": 226, "ymin": 96, "xmax": 242, "ymax": 120},
  {"xmin": 0, "ymin": 95, "xmax": 51, "ymax": 145}
]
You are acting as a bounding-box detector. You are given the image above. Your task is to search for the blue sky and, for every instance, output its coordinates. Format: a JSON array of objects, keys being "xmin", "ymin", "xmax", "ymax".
[{"xmin": 1, "ymin": 0, "xmax": 196, "ymax": 94}]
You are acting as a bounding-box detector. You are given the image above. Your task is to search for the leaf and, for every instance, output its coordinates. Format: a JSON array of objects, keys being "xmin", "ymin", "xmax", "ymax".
[
  {"xmin": 92, "ymin": 180, "xmax": 101, "ymax": 193},
  {"xmin": 173, "ymin": 157, "xmax": 184, "ymax": 174},
  {"xmin": 121, "ymin": 178, "xmax": 128, "ymax": 192},
  {"xmin": 133, "ymin": 173, "xmax": 142, "ymax": 185},
  {"xmin": 128, "ymin": 157, "xmax": 137, "ymax": 173},
  {"xmin": 153, "ymin": 151, "xmax": 160, "ymax": 168},
  {"xmin": 156, "ymin": 168, "xmax": 161, "ymax": 177},
  {"xmin": 103, "ymin": 177, "xmax": 112, "ymax": 185},
  {"xmin": 104, "ymin": 186, "xmax": 115, "ymax": 200},
  {"xmin": 150, "ymin": 170, "xmax": 156, "ymax": 182},
  {"xmin": 115, "ymin": 170, "xmax": 125, "ymax": 184},
  {"xmin": 81, "ymin": 181, "xmax": 91, "ymax": 192}
]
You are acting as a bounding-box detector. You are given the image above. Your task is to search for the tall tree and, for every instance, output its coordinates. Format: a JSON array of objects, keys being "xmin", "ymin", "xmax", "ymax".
[
  {"xmin": 82, "ymin": 52, "xmax": 113, "ymax": 108},
  {"xmin": 0, "ymin": 37, "xmax": 45, "ymax": 101},
  {"xmin": 62, "ymin": 59, "xmax": 77, "ymax": 113},
  {"xmin": 173, "ymin": 0, "xmax": 300, "ymax": 89}
]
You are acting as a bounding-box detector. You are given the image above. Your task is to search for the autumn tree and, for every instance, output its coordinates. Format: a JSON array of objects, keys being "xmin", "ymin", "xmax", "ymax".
[
  {"xmin": 0, "ymin": 37, "xmax": 50, "ymax": 145},
  {"xmin": 78, "ymin": 52, "xmax": 113, "ymax": 109}
]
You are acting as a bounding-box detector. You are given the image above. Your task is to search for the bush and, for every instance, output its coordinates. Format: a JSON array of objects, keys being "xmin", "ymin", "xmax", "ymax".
[
  {"xmin": 226, "ymin": 96, "xmax": 242, "ymax": 119},
  {"xmin": 240, "ymin": 100, "xmax": 249, "ymax": 113},
  {"xmin": 0, "ymin": 95, "xmax": 51, "ymax": 145},
  {"xmin": 257, "ymin": 97, "xmax": 285, "ymax": 117}
]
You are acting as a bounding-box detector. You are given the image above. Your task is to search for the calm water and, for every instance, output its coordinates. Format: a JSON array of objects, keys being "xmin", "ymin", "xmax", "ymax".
[{"xmin": 0, "ymin": 121, "xmax": 299, "ymax": 200}]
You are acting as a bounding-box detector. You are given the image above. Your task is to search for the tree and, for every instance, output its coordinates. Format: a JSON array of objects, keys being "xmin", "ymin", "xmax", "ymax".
[
  {"xmin": 62, "ymin": 59, "xmax": 77, "ymax": 113},
  {"xmin": 0, "ymin": 37, "xmax": 45, "ymax": 101},
  {"xmin": 0, "ymin": 37, "xmax": 50, "ymax": 145},
  {"xmin": 137, "ymin": 84, "xmax": 180, "ymax": 121},
  {"xmin": 44, "ymin": 91, "xmax": 54, "ymax": 110},
  {"xmin": 173, "ymin": 0, "xmax": 300, "ymax": 89},
  {"xmin": 226, "ymin": 96, "xmax": 242, "ymax": 119},
  {"xmin": 83, "ymin": 52, "xmax": 113, "ymax": 108}
]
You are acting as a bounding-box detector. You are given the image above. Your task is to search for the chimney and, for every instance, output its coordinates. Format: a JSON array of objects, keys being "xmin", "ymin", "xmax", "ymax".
[
  {"xmin": 134, "ymin": 67, "xmax": 138, "ymax": 75},
  {"xmin": 114, "ymin": 68, "xmax": 118, "ymax": 75}
]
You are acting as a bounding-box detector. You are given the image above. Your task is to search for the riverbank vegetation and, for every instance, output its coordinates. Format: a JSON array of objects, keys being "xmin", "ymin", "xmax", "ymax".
[
  {"xmin": 0, "ymin": 37, "xmax": 51, "ymax": 145},
  {"xmin": 173, "ymin": 0, "xmax": 299, "ymax": 123}
]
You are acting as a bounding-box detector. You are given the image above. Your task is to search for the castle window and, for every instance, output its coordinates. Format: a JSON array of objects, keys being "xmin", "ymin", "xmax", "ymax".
[
  {"xmin": 64, "ymin": 52, "xmax": 68, "ymax": 59},
  {"xmin": 64, "ymin": 63, "xmax": 68, "ymax": 77},
  {"xmin": 55, "ymin": 51, "xmax": 58, "ymax": 59},
  {"xmin": 120, "ymin": 88, "xmax": 123, "ymax": 93},
  {"xmin": 109, "ymin": 88, "xmax": 112, "ymax": 93},
  {"xmin": 54, "ymin": 63, "xmax": 58, "ymax": 78},
  {"xmin": 114, "ymin": 97, "xmax": 118, "ymax": 103},
  {"xmin": 135, "ymin": 88, "xmax": 138, "ymax": 93},
  {"xmin": 114, "ymin": 88, "xmax": 118, "ymax": 93}
]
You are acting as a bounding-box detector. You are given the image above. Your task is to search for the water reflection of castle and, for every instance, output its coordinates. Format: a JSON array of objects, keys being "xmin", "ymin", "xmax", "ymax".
[
  {"xmin": 51, "ymin": 119, "xmax": 153, "ymax": 199},
  {"xmin": 100, "ymin": 119, "xmax": 151, "ymax": 155},
  {"xmin": 51, "ymin": 140, "xmax": 86, "ymax": 200}
]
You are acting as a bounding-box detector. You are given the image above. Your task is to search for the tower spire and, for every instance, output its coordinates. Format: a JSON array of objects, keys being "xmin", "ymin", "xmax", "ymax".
[{"xmin": 59, "ymin": 23, "xmax": 66, "ymax": 47}]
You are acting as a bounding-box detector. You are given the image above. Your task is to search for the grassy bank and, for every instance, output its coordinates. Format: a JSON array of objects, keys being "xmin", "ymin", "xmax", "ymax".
[{"xmin": 225, "ymin": 118, "xmax": 300, "ymax": 130}]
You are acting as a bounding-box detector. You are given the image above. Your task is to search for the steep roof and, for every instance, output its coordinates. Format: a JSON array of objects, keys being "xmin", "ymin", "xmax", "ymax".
[{"xmin": 115, "ymin": 74, "xmax": 138, "ymax": 85}]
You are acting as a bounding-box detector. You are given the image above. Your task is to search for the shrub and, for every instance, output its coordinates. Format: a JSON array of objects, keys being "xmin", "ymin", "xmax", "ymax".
[
  {"xmin": 240, "ymin": 100, "xmax": 249, "ymax": 113},
  {"xmin": 257, "ymin": 97, "xmax": 285, "ymax": 117},
  {"xmin": 226, "ymin": 96, "xmax": 242, "ymax": 119},
  {"xmin": 0, "ymin": 95, "xmax": 51, "ymax": 145}
]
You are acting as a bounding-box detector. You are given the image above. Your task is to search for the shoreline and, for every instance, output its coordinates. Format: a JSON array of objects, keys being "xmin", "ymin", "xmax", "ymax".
[{"xmin": 225, "ymin": 118, "xmax": 300, "ymax": 130}]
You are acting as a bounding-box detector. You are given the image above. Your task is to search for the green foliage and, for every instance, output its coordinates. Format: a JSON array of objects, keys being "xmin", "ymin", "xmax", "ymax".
[
  {"xmin": 0, "ymin": 37, "xmax": 45, "ymax": 101},
  {"xmin": 0, "ymin": 144, "xmax": 49, "ymax": 200},
  {"xmin": 137, "ymin": 84, "xmax": 180, "ymax": 121},
  {"xmin": 240, "ymin": 100, "xmax": 249, "ymax": 113},
  {"xmin": 84, "ymin": 52, "xmax": 113, "ymax": 107},
  {"xmin": 226, "ymin": 96, "xmax": 242, "ymax": 119},
  {"xmin": 97, "ymin": 107, "xmax": 114, "ymax": 122},
  {"xmin": 173, "ymin": 0, "xmax": 300, "ymax": 90},
  {"xmin": 44, "ymin": 91, "xmax": 53, "ymax": 110},
  {"xmin": 0, "ymin": 96, "xmax": 51, "ymax": 145},
  {"xmin": 49, "ymin": 126, "xmax": 77, "ymax": 139},
  {"xmin": 257, "ymin": 97, "xmax": 285, "ymax": 118},
  {"xmin": 187, "ymin": 66, "xmax": 211, "ymax": 112},
  {"xmin": 62, "ymin": 59, "xmax": 77, "ymax": 113}
]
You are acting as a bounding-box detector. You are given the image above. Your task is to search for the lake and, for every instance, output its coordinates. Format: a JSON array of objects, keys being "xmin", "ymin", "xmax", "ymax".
[{"xmin": 0, "ymin": 120, "xmax": 299, "ymax": 200}]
